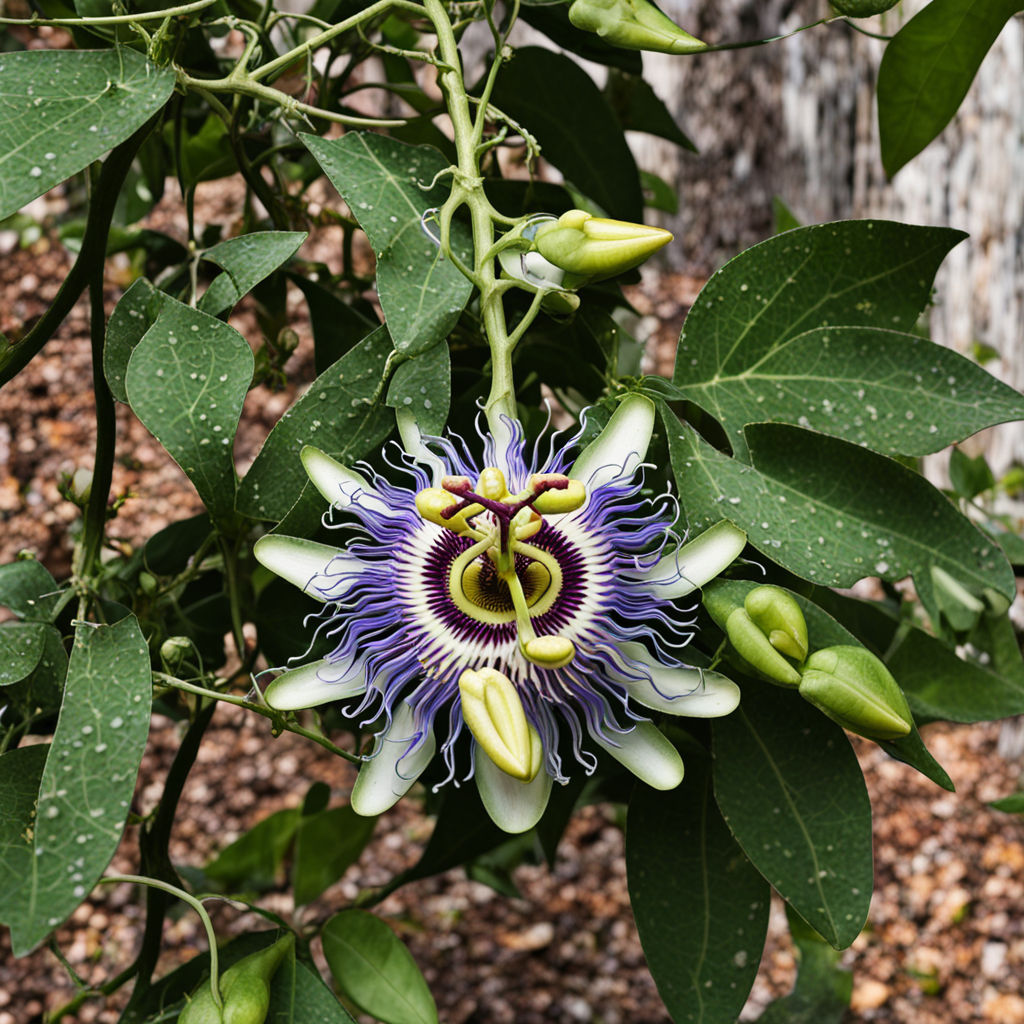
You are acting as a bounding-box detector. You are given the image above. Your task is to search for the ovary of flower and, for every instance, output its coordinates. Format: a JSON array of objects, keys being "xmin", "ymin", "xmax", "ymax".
[{"xmin": 254, "ymin": 394, "xmax": 748, "ymax": 833}]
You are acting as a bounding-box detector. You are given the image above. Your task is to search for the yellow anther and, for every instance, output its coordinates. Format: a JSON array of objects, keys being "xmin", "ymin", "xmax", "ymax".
[
  {"xmin": 528, "ymin": 474, "xmax": 586, "ymax": 514},
  {"xmin": 415, "ymin": 488, "xmax": 479, "ymax": 534},
  {"xmin": 524, "ymin": 635, "xmax": 576, "ymax": 669},
  {"xmin": 459, "ymin": 667, "xmax": 542, "ymax": 781},
  {"xmin": 476, "ymin": 467, "xmax": 511, "ymax": 501}
]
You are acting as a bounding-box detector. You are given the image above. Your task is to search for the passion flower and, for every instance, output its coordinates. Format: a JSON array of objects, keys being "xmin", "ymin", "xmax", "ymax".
[{"xmin": 255, "ymin": 396, "xmax": 746, "ymax": 832}]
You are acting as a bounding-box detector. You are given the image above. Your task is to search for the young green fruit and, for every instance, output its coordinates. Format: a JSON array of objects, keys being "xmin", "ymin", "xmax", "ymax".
[
  {"xmin": 798, "ymin": 645, "xmax": 913, "ymax": 740},
  {"xmin": 179, "ymin": 933, "xmax": 294, "ymax": 1024},
  {"xmin": 568, "ymin": 0, "xmax": 707, "ymax": 54}
]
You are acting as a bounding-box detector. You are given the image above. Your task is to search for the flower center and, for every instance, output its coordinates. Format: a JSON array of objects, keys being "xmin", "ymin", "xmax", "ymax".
[{"xmin": 415, "ymin": 467, "xmax": 586, "ymax": 669}]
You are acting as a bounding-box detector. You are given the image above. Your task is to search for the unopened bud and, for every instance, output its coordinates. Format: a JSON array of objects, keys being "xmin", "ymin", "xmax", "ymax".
[
  {"xmin": 534, "ymin": 210, "xmax": 672, "ymax": 280},
  {"xmin": 160, "ymin": 636, "xmax": 193, "ymax": 673},
  {"xmin": 724, "ymin": 608, "xmax": 802, "ymax": 687},
  {"xmin": 744, "ymin": 585, "xmax": 809, "ymax": 662},
  {"xmin": 568, "ymin": 0, "xmax": 706, "ymax": 55},
  {"xmin": 798, "ymin": 645, "xmax": 913, "ymax": 740},
  {"xmin": 459, "ymin": 667, "xmax": 542, "ymax": 781}
]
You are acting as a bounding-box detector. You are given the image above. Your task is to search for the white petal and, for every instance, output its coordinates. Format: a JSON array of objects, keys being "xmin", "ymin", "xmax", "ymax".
[
  {"xmin": 253, "ymin": 535, "xmax": 349, "ymax": 600},
  {"xmin": 395, "ymin": 408, "xmax": 446, "ymax": 486},
  {"xmin": 570, "ymin": 394, "xmax": 655, "ymax": 489},
  {"xmin": 350, "ymin": 702, "xmax": 436, "ymax": 817},
  {"xmin": 634, "ymin": 520, "xmax": 747, "ymax": 599},
  {"xmin": 591, "ymin": 721, "xmax": 684, "ymax": 790},
  {"xmin": 300, "ymin": 446, "xmax": 389, "ymax": 515},
  {"xmin": 474, "ymin": 743, "xmax": 553, "ymax": 834},
  {"xmin": 264, "ymin": 658, "xmax": 367, "ymax": 711},
  {"xmin": 610, "ymin": 642, "xmax": 741, "ymax": 718}
]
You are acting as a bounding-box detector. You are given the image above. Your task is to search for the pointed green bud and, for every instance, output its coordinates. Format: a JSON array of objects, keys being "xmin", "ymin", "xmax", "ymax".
[
  {"xmin": 744, "ymin": 585, "xmax": 809, "ymax": 662},
  {"xmin": 533, "ymin": 210, "xmax": 673, "ymax": 280},
  {"xmin": 724, "ymin": 608, "xmax": 802, "ymax": 687},
  {"xmin": 568, "ymin": 0, "xmax": 707, "ymax": 54},
  {"xmin": 180, "ymin": 934, "xmax": 294, "ymax": 1024},
  {"xmin": 798, "ymin": 646, "xmax": 913, "ymax": 740},
  {"xmin": 459, "ymin": 668, "xmax": 543, "ymax": 781}
]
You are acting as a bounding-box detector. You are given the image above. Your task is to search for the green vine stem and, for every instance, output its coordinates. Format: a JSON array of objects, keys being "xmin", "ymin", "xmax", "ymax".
[
  {"xmin": 0, "ymin": 0, "xmax": 219, "ymax": 25},
  {"xmin": 100, "ymin": 874, "xmax": 223, "ymax": 1012}
]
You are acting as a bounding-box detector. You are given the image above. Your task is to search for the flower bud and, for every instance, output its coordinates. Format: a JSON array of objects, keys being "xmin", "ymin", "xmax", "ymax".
[
  {"xmin": 724, "ymin": 608, "xmax": 802, "ymax": 687},
  {"xmin": 744, "ymin": 585, "xmax": 809, "ymax": 662},
  {"xmin": 534, "ymin": 210, "xmax": 673, "ymax": 280},
  {"xmin": 459, "ymin": 667, "xmax": 543, "ymax": 781},
  {"xmin": 798, "ymin": 645, "xmax": 913, "ymax": 740},
  {"xmin": 180, "ymin": 933, "xmax": 294, "ymax": 1024},
  {"xmin": 160, "ymin": 636, "xmax": 193, "ymax": 674},
  {"xmin": 568, "ymin": 0, "xmax": 707, "ymax": 55}
]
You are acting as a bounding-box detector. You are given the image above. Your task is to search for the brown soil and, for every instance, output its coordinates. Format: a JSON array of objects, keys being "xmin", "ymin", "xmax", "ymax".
[{"xmin": 2, "ymin": 180, "xmax": 1024, "ymax": 1023}]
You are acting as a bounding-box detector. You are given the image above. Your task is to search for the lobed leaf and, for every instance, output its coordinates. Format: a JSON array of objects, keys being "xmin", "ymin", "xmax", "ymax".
[
  {"xmin": 665, "ymin": 415, "xmax": 1016, "ymax": 625},
  {"xmin": 0, "ymin": 48, "xmax": 175, "ymax": 221}
]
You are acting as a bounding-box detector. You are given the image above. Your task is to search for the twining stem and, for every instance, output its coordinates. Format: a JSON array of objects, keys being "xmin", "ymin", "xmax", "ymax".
[{"xmin": 0, "ymin": 0, "xmax": 218, "ymax": 25}]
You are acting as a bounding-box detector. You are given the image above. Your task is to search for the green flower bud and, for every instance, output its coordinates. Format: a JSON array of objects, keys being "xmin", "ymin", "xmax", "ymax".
[
  {"xmin": 568, "ymin": 0, "xmax": 707, "ymax": 54},
  {"xmin": 744, "ymin": 585, "xmax": 809, "ymax": 662},
  {"xmin": 180, "ymin": 934, "xmax": 294, "ymax": 1024},
  {"xmin": 533, "ymin": 210, "xmax": 673, "ymax": 280},
  {"xmin": 798, "ymin": 646, "xmax": 913, "ymax": 740},
  {"xmin": 724, "ymin": 607, "xmax": 802, "ymax": 687},
  {"xmin": 159, "ymin": 636, "xmax": 193, "ymax": 673}
]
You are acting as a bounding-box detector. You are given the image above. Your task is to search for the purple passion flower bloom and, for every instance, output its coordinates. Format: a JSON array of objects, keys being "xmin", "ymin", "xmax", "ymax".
[{"xmin": 254, "ymin": 395, "xmax": 746, "ymax": 832}]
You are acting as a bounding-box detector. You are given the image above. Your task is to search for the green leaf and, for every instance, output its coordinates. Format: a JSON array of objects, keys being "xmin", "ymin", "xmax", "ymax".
[
  {"xmin": 104, "ymin": 277, "xmax": 166, "ymax": 404},
  {"xmin": 303, "ymin": 133, "xmax": 473, "ymax": 356},
  {"xmin": 672, "ymin": 221, "xmax": 977, "ymax": 456},
  {"xmin": 198, "ymin": 231, "xmax": 308, "ymax": 318},
  {"xmin": 606, "ymin": 70, "xmax": 696, "ymax": 151},
  {"xmin": 949, "ymin": 446, "xmax": 996, "ymax": 499},
  {"xmin": 0, "ymin": 745, "xmax": 49, "ymax": 931},
  {"xmin": 0, "ymin": 621, "xmax": 48, "ymax": 687},
  {"xmin": 489, "ymin": 47, "xmax": 644, "ymax": 221},
  {"xmin": 0, "ymin": 49, "xmax": 175, "ymax": 220},
  {"xmin": 292, "ymin": 806, "xmax": 376, "ymax": 906},
  {"xmin": 665, "ymin": 415, "xmax": 1016, "ymax": 624},
  {"xmin": 126, "ymin": 298, "xmax": 254, "ymax": 522},
  {"xmin": 991, "ymin": 792, "xmax": 1024, "ymax": 814},
  {"xmin": 888, "ymin": 624, "xmax": 1024, "ymax": 723},
  {"xmin": 237, "ymin": 326, "xmax": 394, "ymax": 521},
  {"xmin": 712, "ymin": 682, "xmax": 873, "ymax": 949},
  {"xmin": 322, "ymin": 909, "xmax": 439, "ymax": 1024},
  {"xmin": 772, "ymin": 197, "xmax": 802, "ymax": 234},
  {"xmin": 0, "ymin": 559, "xmax": 59, "ymax": 621},
  {"xmin": 627, "ymin": 750, "xmax": 770, "ymax": 1023},
  {"xmin": 386, "ymin": 342, "xmax": 450, "ymax": 434},
  {"xmin": 878, "ymin": 0, "xmax": 1024, "ymax": 177},
  {"xmin": 203, "ymin": 807, "xmax": 302, "ymax": 891},
  {"xmin": 268, "ymin": 956, "xmax": 359, "ymax": 1024},
  {"xmin": 755, "ymin": 906, "xmax": 852, "ymax": 1023},
  {"xmin": 640, "ymin": 170, "xmax": 679, "ymax": 215},
  {"xmin": 1, "ymin": 616, "xmax": 151, "ymax": 955}
]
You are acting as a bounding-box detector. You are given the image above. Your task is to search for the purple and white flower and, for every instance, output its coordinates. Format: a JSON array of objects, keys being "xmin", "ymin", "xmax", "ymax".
[{"xmin": 254, "ymin": 395, "xmax": 745, "ymax": 832}]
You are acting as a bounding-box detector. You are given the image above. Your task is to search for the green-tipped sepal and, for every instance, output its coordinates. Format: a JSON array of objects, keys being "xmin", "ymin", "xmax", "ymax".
[
  {"xmin": 798, "ymin": 646, "xmax": 913, "ymax": 741},
  {"xmin": 533, "ymin": 210, "xmax": 672, "ymax": 279},
  {"xmin": 568, "ymin": 0, "xmax": 707, "ymax": 54}
]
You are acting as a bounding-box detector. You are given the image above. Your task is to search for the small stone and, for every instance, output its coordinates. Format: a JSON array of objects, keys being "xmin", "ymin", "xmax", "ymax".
[{"xmin": 850, "ymin": 979, "xmax": 891, "ymax": 1011}]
